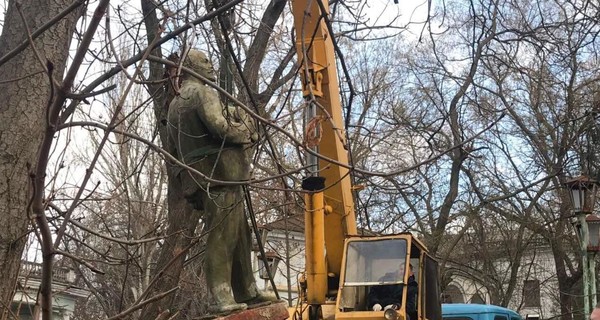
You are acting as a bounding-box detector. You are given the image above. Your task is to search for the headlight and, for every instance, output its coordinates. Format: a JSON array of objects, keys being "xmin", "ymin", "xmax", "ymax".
[{"xmin": 384, "ymin": 308, "xmax": 399, "ymax": 320}]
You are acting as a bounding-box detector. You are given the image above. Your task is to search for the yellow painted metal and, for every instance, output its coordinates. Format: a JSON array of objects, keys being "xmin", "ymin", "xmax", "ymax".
[
  {"xmin": 305, "ymin": 190, "xmax": 328, "ymax": 303},
  {"xmin": 291, "ymin": 0, "xmax": 358, "ymax": 303},
  {"xmin": 290, "ymin": 303, "xmax": 339, "ymax": 320},
  {"xmin": 333, "ymin": 311, "xmax": 392, "ymax": 320}
]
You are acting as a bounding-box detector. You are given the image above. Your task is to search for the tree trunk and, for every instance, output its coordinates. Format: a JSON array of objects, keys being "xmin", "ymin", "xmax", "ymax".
[
  {"xmin": 0, "ymin": 0, "xmax": 81, "ymax": 317},
  {"xmin": 551, "ymin": 238, "xmax": 577, "ymax": 320},
  {"xmin": 139, "ymin": 1, "xmax": 202, "ymax": 318},
  {"xmin": 139, "ymin": 175, "xmax": 200, "ymax": 319}
]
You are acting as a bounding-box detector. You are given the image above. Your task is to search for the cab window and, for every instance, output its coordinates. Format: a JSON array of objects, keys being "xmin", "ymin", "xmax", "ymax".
[
  {"xmin": 339, "ymin": 239, "xmax": 408, "ymax": 312},
  {"xmin": 343, "ymin": 239, "xmax": 407, "ymax": 285}
]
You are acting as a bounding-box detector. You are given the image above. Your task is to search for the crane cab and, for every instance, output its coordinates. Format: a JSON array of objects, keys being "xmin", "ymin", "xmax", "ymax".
[{"xmin": 335, "ymin": 234, "xmax": 442, "ymax": 320}]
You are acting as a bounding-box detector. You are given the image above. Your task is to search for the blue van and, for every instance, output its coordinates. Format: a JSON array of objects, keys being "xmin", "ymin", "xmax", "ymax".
[{"xmin": 442, "ymin": 304, "xmax": 523, "ymax": 320}]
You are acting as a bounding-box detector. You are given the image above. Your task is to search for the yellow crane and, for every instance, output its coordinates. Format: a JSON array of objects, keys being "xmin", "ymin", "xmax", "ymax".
[{"xmin": 290, "ymin": 0, "xmax": 442, "ymax": 319}]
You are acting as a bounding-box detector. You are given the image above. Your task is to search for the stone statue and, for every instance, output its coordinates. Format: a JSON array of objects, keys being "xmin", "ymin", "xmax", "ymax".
[{"xmin": 167, "ymin": 50, "xmax": 274, "ymax": 313}]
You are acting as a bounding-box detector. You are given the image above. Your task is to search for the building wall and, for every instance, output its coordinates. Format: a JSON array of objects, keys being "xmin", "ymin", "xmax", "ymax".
[
  {"xmin": 443, "ymin": 246, "xmax": 560, "ymax": 319},
  {"xmin": 13, "ymin": 263, "xmax": 88, "ymax": 320},
  {"xmin": 252, "ymin": 229, "xmax": 306, "ymax": 306}
]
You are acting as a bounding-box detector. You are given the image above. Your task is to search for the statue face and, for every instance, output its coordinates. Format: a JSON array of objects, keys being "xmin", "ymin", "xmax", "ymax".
[{"xmin": 184, "ymin": 50, "xmax": 217, "ymax": 82}]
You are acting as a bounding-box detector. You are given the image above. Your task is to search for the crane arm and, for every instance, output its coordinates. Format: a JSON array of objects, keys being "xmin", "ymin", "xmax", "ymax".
[{"xmin": 291, "ymin": 0, "xmax": 358, "ymax": 305}]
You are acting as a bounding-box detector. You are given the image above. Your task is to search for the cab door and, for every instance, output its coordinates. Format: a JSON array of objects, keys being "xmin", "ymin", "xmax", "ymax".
[{"xmin": 421, "ymin": 254, "xmax": 441, "ymax": 320}]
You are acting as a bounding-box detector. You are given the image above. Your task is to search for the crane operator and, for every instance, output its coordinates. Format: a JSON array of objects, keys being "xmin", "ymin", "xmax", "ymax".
[{"xmin": 368, "ymin": 263, "xmax": 418, "ymax": 318}]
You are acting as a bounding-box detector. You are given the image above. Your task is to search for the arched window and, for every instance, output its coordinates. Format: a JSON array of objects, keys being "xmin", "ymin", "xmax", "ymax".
[
  {"xmin": 442, "ymin": 284, "xmax": 465, "ymax": 303},
  {"xmin": 523, "ymin": 279, "xmax": 540, "ymax": 307},
  {"xmin": 470, "ymin": 291, "xmax": 485, "ymax": 304}
]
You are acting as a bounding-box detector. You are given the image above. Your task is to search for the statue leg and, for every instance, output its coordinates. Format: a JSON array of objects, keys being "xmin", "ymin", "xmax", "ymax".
[
  {"xmin": 231, "ymin": 197, "xmax": 259, "ymax": 302},
  {"xmin": 202, "ymin": 187, "xmax": 247, "ymax": 313},
  {"xmin": 230, "ymin": 186, "xmax": 280, "ymax": 305}
]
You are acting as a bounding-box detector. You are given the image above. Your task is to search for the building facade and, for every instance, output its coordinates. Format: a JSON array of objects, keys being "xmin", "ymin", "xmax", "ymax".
[{"xmin": 12, "ymin": 261, "xmax": 88, "ymax": 320}]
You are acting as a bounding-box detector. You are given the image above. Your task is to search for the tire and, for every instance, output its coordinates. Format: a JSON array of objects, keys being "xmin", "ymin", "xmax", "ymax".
[{"xmin": 308, "ymin": 305, "xmax": 322, "ymax": 320}]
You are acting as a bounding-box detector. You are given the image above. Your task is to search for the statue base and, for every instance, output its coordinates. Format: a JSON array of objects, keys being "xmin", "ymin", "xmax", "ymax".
[{"xmin": 199, "ymin": 301, "xmax": 289, "ymax": 320}]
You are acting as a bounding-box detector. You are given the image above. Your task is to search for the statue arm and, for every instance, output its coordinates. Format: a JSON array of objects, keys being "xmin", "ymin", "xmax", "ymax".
[{"xmin": 196, "ymin": 86, "xmax": 257, "ymax": 144}]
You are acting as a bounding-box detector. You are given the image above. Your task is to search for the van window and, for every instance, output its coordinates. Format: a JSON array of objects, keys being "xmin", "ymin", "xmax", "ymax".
[
  {"xmin": 494, "ymin": 315, "xmax": 508, "ymax": 320},
  {"xmin": 443, "ymin": 317, "xmax": 475, "ymax": 320}
]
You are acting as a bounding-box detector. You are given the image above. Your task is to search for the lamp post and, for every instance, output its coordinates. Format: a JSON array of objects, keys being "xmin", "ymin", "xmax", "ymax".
[
  {"xmin": 564, "ymin": 176, "xmax": 599, "ymax": 316},
  {"xmin": 587, "ymin": 214, "xmax": 600, "ymax": 311},
  {"xmin": 257, "ymin": 251, "xmax": 282, "ymax": 280}
]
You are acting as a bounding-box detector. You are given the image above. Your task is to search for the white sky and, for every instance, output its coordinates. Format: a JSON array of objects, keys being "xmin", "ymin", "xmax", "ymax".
[{"xmin": 367, "ymin": 0, "xmax": 431, "ymax": 36}]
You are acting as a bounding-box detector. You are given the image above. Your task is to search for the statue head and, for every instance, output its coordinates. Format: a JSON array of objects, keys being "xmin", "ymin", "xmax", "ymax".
[{"xmin": 182, "ymin": 50, "xmax": 217, "ymax": 82}]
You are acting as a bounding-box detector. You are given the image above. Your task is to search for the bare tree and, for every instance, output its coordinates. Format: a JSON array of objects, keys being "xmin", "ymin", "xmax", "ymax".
[
  {"xmin": 0, "ymin": 0, "xmax": 84, "ymax": 317},
  {"xmin": 6, "ymin": 0, "xmax": 600, "ymax": 319}
]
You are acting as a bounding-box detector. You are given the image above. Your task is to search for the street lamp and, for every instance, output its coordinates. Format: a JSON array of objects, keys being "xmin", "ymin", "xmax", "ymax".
[
  {"xmin": 564, "ymin": 175, "xmax": 599, "ymax": 317},
  {"xmin": 565, "ymin": 176, "xmax": 598, "ymax": 214},
  {"xmin": 257, "ymin": 251, "xmax": 281, "ymax": 280},
  {"xmin": 587, "ymin": 215, "xmax": 600, "ymax": 252}
]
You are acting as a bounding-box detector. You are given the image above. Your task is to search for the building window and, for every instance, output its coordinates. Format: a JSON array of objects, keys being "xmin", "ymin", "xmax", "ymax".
[
  {"xmin": 470, "ymin": 292, "xmax": 485, "ymax": 304},
  {"xmin": 442, "ymin": 293, "xmax": 452, "ymax": 303},
  {"xmin": 523, "ymin": 279, "xmax": 541, "ymax": 307}
]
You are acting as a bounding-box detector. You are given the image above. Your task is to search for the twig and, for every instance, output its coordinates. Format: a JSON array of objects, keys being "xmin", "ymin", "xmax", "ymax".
[
  {"xmin": 56, "ymin": 121, "xmax": 313, "ymax": 186},
  {"xmin": 54, "ymin": 250, "xmax": 104, "ymax": 274},
  {"xmin": 58, "ymin": 0, "xmax": 244, "ymax": 124},
  {"xmin": 106, "ymin": 287, "xmax": 179, "ymax": 320},
  {"xmin": 52, "ymin": 6, "xmax": 154, "ymax": 249},
  {"xmin": 0, "ymin": 70, "xmax": 44, "ymax": 84},
  {"xmin": 65, "ymin": 84, "xmax": 117, "ymax": 101}
]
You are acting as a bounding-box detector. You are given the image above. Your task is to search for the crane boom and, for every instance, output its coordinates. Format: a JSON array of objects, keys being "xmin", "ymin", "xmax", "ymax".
[
  {"xmin": 289, "ymin": 2, "xmax": 442, "ymax": 320},
  {"xmin": 291, "ymin": 0, "xmax": 358, "ymax": 306}
]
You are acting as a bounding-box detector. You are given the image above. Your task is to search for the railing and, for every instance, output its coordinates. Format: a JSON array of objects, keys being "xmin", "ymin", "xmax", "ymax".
[{"xmin": 20, "ymin": 261, "xmax": 76, "ymax": 284}]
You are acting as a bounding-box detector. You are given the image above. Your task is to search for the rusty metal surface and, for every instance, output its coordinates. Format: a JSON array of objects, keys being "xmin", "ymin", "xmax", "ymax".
[{"xmin": 200, "ymin": 301, "xmax": 289, "ymax": 320}]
